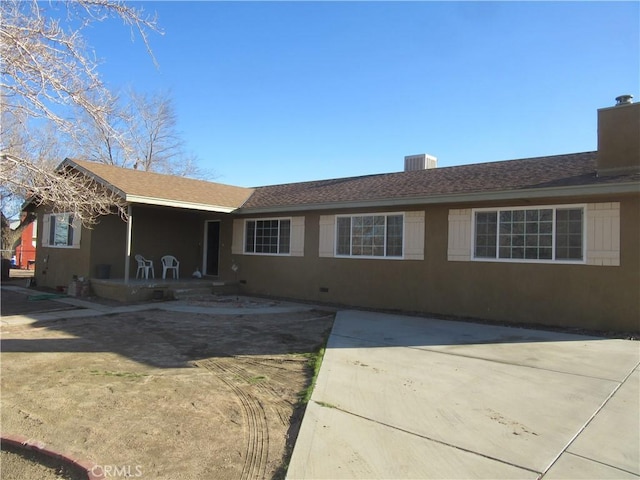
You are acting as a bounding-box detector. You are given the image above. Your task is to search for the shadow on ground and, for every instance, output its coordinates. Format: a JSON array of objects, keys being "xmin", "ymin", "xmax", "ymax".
[{"xmin": 1, "ymin": 309, "xmax": 334, "ymax": 369}]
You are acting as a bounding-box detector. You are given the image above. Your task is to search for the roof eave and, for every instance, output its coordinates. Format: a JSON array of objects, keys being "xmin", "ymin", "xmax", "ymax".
[
  {"xmin": 126, "ymin": 195, "xmax": 238, "ymax": 213},
  {"xmin": 61, "ymin": 159, "xmax": 243, "ymax": 213},
  {"xmin": 235, "ymin": 181, "xmax": 640, "ymax": 215}
]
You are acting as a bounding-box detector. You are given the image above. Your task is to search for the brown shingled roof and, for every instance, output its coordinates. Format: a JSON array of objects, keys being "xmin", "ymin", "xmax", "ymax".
[
  {"xmin": 241, "ymin": 151, "xmax": 639, "ymax": 210},
  {"xmin": 64, "ymin": 152, "xmax": 639, "ymax": 214},
  {"xmin": 65, "ymin": 159, "xmax": 254, "ymax": 212}
]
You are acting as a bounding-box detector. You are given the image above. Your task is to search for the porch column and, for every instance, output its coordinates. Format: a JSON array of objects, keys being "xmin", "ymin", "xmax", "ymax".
[{"xmin": 124, "ymin": 205, "xmax": 133, "ymax": 284}]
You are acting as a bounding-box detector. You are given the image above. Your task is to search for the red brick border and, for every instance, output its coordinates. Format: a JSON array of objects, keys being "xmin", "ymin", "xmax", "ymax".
[{"xmin": 1, "ymin": 434, "xmax": 103, "ymax": 480}]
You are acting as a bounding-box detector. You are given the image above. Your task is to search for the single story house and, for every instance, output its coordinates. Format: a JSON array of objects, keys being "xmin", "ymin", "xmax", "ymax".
[{"xmin": 31, "ymin": 98, "xmax": 639, "ymax": 332}]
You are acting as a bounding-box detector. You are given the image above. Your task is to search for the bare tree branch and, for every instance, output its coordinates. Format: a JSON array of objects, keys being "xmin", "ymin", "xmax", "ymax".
[
  {"xmin": 75, "ymin": 88, "xmax": 208, "ymax": 178},
  {"xmin": 1, "ymin": 153, "xmax": 127, "ymax": 225},
  {"xmin": 0, "ymin": 0, "xmax": 160, "ymax": 224},
  {"xmin": 128, "ymin": 90, "xmax": 183, "ymax": 173}
]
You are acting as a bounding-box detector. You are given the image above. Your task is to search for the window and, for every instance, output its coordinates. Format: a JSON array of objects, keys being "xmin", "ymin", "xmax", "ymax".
[
  {"xmin": 473, "ymin": 206, "xmax": 584, "ymax": 262},
  {"xmin": 245, "ymin": 219, "xmax": 291, "ymax": 254},
  {"xmin": 43, "ymin": 213, "xmax": 81, "ymax": 248},
  {"xmin": 336, "ymin": 214, "xmax": 403, "ymax": 258},
  {"xmin": 555, "ymin": 208, "xmax": 584, "ymax": 260}
]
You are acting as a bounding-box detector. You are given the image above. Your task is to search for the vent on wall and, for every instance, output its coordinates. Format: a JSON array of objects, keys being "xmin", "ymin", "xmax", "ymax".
[{"xmin": 404, "ymin": 154, "xmax": 437, "ymax": 172}]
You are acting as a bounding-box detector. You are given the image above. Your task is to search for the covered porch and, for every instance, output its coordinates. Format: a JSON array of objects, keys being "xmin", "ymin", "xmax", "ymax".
[
  {"xmin": 33, "ymin": 158, "xmax": 254, "ymax": 297},
  {"xmin": 84, "ymin": 203, "xmax": 239, "ymax": 294}
]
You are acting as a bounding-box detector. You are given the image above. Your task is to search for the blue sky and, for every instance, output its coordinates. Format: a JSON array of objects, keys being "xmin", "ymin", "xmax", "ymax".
[{"xmin": 82, "ymin": 1, "xmax": 638, "ymax": 187}]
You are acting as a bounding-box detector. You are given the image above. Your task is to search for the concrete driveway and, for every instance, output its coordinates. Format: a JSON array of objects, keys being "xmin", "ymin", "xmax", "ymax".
[{"xmin": 288, "ymin": 310, "xmax": 639, "ymax": 479}]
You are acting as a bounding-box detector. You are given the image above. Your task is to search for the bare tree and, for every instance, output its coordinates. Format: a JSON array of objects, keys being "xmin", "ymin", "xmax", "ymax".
[
  {"xmin": 73, "ymin": 90, "xmax": 131, "ymax": 167},
  {"xmin": 1, "ymin": 109, "xmax": 69, "ymax": 259},
  {"xmin": 0, "ymin": 0, "xmax": 160, "ymax": 227},
  {"xmin": 128, "ymin": 90, "xmax": 182, "ymax": 172},
  {"xmin": 75, "ymin": 88, "xmax": 204, "ymax": 177},
  {"xmin": 1, "ymin": 110, "xmax": 67, "ymax": 173},
  {"xmin": 1, "ymin": 146, "xmax": 124, "ymax": 260}
]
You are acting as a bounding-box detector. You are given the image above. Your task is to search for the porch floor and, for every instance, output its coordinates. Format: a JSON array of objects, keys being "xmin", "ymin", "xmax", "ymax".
[{"xmin": 90, "ymin": 277, "xmax": 238, "ymax": 303}]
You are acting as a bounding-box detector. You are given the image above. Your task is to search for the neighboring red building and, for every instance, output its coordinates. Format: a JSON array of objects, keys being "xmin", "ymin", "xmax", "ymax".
[{"xmin": 14, "ymin": 220, "xmax": 37, "ymax": 269}]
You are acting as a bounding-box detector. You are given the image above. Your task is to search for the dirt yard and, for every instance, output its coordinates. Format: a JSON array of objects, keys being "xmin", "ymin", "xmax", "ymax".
[{"xmin": 1, "ymin": 292, "xmax": 334, "ymax": 480}]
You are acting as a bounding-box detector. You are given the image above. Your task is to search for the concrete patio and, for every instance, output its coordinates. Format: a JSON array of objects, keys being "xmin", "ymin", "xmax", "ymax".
[
  {"xmin": 288, "ymin": 310, "xmax": 640, "ymax": 479},
  {"xmin": 89, "ymin": 277, "xmax": 238, "ymax": 302}
]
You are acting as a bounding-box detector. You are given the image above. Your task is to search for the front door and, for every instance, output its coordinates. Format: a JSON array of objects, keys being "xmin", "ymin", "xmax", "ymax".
[{"xmin": 204, "ymin": 221, "xmax": 220, "ymax": 276}]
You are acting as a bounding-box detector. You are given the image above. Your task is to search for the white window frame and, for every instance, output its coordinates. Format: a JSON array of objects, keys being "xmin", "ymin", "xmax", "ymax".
[
  {"xmin": 471, "ymin": 204, "xmax": 587, "ymax": 264},
  {"xmin": 334, "ymin": 212, "xmax": 405, "ymax": 259},
  {"xmin": 42, "ymin": 213, "xmax": 81, "ymax": 249},
  {"xmin": 243, "ymin": 217, "xmax": 292, "ymax": 256}
]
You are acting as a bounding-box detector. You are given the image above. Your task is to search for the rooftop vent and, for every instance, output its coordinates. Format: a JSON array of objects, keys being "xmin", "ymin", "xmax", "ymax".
[
  {"xmin": 404, "ymin": 154, "xmax": 437, "ymax": 172},
  {"xmin": 615, "ymin": 94, "xmax": 633, "ymax": 106}
]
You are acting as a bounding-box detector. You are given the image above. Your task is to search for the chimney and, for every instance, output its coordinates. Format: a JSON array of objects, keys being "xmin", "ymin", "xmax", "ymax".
[
  {"xmin": 404, "ymin": 153, "xmax": 437, "ymax": 172},
  {"xmin": 597, "ymin": 94, "xmax": 640, "ymax": 176}
]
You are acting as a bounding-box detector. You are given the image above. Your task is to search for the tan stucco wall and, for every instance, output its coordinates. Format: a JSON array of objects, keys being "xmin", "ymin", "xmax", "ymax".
[
  {"xmin": 89, "ymin": 214, "xmax": 127, "ymax": 278},
  {"xmin": 34, "ymin": 193, "xmax": 638, "ymax": 332},
  {"xmin": 232, "ymin": 195, "xmax": 639, "ymax": 332},
  {"xmin": 35, "ymin": 210, "xmax": 93, "ymax": 289}
]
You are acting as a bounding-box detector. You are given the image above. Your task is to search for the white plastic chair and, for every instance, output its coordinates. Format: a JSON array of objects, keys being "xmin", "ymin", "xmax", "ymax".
[
  {"xmin": 161, "ymin": 255, "xmax": 180, "ymax": 280},
  {"xmin": 135, "ymin": 254, "xmax": 154, "ymax": 279}
]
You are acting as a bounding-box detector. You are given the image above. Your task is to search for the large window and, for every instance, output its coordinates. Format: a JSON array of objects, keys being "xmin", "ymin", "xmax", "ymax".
[
  {"xmin": 336, "ymin": 214, "xmax": 403, "ymax": 258},
  {"xmin": 473, "ymin": 206, "xmax": 584, "ymax": 262},
  {"xmin": 245, "ymin": 219, "xmax": 291, "ymax": 255}
]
